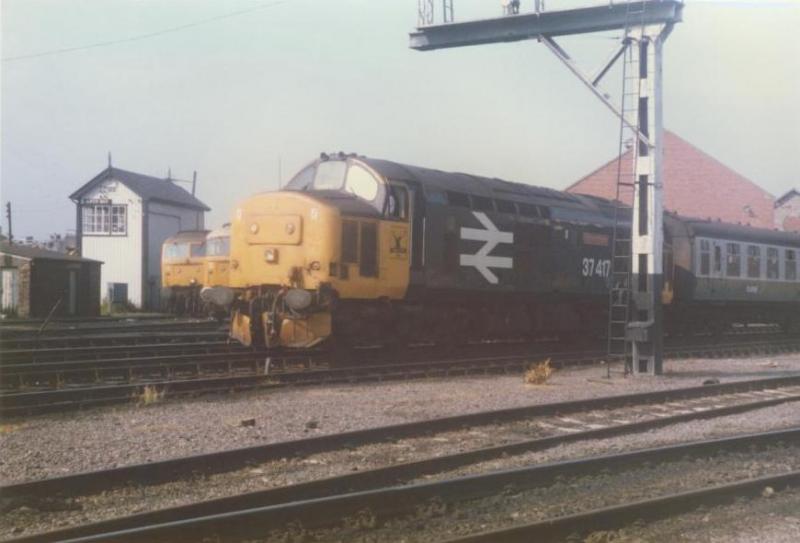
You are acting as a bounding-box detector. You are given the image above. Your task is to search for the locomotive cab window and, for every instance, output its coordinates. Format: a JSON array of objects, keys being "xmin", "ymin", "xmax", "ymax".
[
  {"xmin": 285, "ymin": 165, "xmax": 316, "ymax": 190},
  {"xmin": 165, "ymin": 243, "xmax": 190, "ymax": 262},
  {"xmin": 286, "ymin": 159, "xmax": 386, "ymax": 212},
  {"xmin": 190, "ymin": 243, "xmax": 206, "ymax": 258},
  {"xmin": 726, "ymin": 243, "xmax": 741, "ymax": 277},
  {"xmin": 747, "ymin": 245, "xmax": 761, "ymax": 279},
  {"xmin": 386, "ymin": 184, "xmax": 409, "ymax": 220},
  {"xmin": 345, "ymin": 164, "xmax": 379, "ymax": 201},
  {"xmin": 207, "ymin": 237, "xmax": 230, "ymax": 257},
  {"xmin": 786, "ymin": 250, "xmax": 798, "ymax": 281}
]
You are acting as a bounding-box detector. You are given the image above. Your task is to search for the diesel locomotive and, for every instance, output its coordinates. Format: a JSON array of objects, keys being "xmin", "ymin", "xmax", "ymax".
[
  {"xmin": 160, "ymin": 230, "xmax": 208, "ymax": 314},
  {"xmin": 225, "ymin": 153, "xmax": 800, "ymax": 349}
]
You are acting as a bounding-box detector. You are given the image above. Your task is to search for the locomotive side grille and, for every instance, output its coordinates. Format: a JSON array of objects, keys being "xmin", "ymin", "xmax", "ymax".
[{"xmin": 360, "ymin": 222, "xmax": 378, "ymax": 278}]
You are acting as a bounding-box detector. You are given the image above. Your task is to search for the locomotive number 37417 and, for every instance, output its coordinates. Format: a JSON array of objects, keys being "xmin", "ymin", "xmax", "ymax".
[{"xmin": 582, "ymin": 257, "xmax": 611, "ymax": 278}]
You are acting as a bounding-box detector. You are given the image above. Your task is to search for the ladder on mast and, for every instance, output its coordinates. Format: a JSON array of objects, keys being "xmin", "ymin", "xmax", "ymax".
[{"xmin": 606, "ymin": 1, "xmax": 649, "ymax": 376}]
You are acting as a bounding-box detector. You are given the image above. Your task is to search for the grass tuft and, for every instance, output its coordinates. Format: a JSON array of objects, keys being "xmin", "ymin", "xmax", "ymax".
[
  {"xmin": 136, "ymin": 385, "xmax": 165, "ymax": 406},
  {"xmin": 524, "ymin": 358, "xmax": 553, "ymax": 385}
]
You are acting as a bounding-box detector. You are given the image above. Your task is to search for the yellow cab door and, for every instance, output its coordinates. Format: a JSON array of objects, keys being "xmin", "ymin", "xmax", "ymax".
[{"xmin": 333, "ymin": 183, "xmax": 411, "ymax": 300}]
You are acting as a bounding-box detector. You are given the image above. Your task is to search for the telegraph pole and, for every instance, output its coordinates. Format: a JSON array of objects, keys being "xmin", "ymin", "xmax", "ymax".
[{"xmin": 5, "ymin": 202, "xmax": 12, "ymax": 243}]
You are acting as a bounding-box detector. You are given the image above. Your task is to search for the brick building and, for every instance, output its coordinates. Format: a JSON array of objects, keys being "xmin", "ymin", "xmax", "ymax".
[
  {"xmin": 775, "ymin": 189, "xmax": 800, "ymax": 233},
  {"xmin": 565, "ymin": 131, "xmax": 776, "ymax": 228}
]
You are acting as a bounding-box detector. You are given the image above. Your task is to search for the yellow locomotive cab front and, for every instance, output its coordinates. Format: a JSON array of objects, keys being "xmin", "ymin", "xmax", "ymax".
[
  {"xmin": 229, "ymin": 191, "xmax": 339, "ymax": 347},
  {"xmin": 227, "ymin": 155, "xmax": 411, "ymax": 348},
  {"xmin": 161, "ymin": 230, "xmax": 208, "ymax": 314}
]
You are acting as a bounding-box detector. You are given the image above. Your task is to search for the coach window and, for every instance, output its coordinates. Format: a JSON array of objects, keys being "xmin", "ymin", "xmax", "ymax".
[
  {"xmin": 726, "ymin": 243, "xmax": 741, "ymax": 277},
  {"xmin": 766, "ymin": 247, "xmax": 779, "ymax": 280},
  {"xmin": 747, "ymin": 245, "xmax": 761, "ymax": 279},
  {"xmin": 786, "ymin": 250, "xmax": 798, "ymax": 281},
  {"xmin": 699, "ymin": 239, "xmax": 710, "ymax": 276},
  {"xmin": 713, "ymin": 243, "xmax": 722, "ymax": 274}
]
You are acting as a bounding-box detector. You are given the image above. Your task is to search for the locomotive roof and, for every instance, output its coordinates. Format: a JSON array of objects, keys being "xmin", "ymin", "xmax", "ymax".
[
  {"xmin": 164, "ymin": 230, "xmax": 209, "ymax": 243},
  {"xmin": 359, "ymin": 157, "xmax": 609, "ymax": 213},
  {"xmin": 681, "ymin": 217, "xmax": 800, "ymax": 247}
]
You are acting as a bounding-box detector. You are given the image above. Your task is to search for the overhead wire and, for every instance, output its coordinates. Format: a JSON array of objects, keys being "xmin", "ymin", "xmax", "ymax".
[{"xmin": 2, "ymin": 0, "xmax": 292, "ymax": 63}]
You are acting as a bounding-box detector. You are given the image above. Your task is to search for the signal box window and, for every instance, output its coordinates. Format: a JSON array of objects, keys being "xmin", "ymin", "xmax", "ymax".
[
  {"xmin": 766, "ymin": 248, "xmax": 779, "ymax": 280},
  {"xmin": 699, "ymin": 239, "xmax": 710, "ymax": 276},
  {"xmin": 786, "ymin": 250, "xmax": 798, "ymax": 281},
  {"xmin": 83, "ymin": 204, "xmax": 127, "ymax": 235},
  {"xmin": 747, "ymin": 245, "xmax": 761, "ymax": 279},
  {"xmin": 726, "ymin": 243, "xmax": 741, "ymax": 277}
]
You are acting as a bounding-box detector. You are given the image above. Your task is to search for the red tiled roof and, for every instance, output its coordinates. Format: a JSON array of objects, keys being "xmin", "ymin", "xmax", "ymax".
[
  {"xmin": 566, "ymin": 131, "xmax": 775, "ymax": 228},
  {"xmin": 784, "ymin": 216, "xmax": 800, "ymax": 233}
]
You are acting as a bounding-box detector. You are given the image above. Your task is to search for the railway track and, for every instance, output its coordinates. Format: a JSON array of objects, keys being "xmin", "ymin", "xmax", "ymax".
[
  {"xmin": 4, "ymin": 377, "xmax": 800, "ymax": 542},
  {"xmin": 2, "ymin": 336, "xmax": 799, "ymax": 416},
  {"xmin": 0, "ymin": 318, "xmax": 220, "ymax": 338},
  {"xmin": 0, "ymin": 330, "xmax": 229, "ymax": 352},
  {"xmin": 80, "ymin": 428, "xmax": 799, "ymax": 543}
]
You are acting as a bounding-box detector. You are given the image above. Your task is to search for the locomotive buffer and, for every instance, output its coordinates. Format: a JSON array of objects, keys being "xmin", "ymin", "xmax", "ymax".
[{"xmin": 410, "ymin": 1, "xmax": 683, "ymax": 375}]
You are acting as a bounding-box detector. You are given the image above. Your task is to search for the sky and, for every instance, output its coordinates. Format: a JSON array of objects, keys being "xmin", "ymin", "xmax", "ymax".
[{"xmin": 1, "ymin": 0, "xmax": 798, "ymax": 239}]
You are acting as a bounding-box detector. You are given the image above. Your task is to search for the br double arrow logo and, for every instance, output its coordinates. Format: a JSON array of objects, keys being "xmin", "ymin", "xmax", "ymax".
[{"xmin": 459, "ymin": 211, "xmax": 514, "ymax": 284}]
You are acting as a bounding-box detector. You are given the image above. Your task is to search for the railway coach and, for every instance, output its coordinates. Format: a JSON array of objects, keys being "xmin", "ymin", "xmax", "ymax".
[{"xmin": 665, "ymin": 217, "xmax": 800, "ymax": 335}]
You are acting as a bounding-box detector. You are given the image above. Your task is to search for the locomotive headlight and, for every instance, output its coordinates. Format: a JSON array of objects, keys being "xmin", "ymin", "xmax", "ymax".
[
  {"xmin": 250, "ymin": 223, "xmax": 259, "ymax": 234},
  {"xmin": 285, "ymin": 222, "xmax": 295, "ymax": 235},
  {"xmin": 190, "ymin": 278, "xmax": 197, "ymax": 285},
  {"xmin": 265, "ymin": 248, "xmax": 279, "ymax": 263}
]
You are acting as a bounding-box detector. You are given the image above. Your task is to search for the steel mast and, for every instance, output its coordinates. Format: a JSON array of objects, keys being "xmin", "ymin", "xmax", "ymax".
[{"xmin": 410, "ymin": 1, "xmax": 683, "ymax": 375}]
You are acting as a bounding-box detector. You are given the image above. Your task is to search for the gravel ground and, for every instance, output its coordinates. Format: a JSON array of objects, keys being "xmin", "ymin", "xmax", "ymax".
[
  {"xmin": 2, "ymin": 354, "xmax": 799, "ymax": 486},
  {"xmin": 7, "ymin": 389, "xmax": 798, "ymax": 540},
  {"xmin": 588, "ymin": 487, "xmax": 800, "ymax": 543},
  {"xmin": 263, "ymin": 441, "xmax": 800, "ymax": 542}
]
